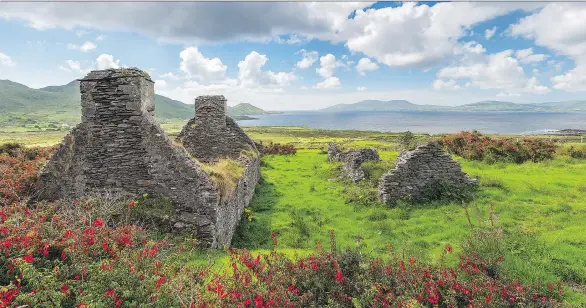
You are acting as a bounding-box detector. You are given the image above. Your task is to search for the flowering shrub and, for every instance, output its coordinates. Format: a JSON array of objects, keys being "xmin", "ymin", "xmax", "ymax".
[
  {"xmin": 257, "ymin": 142, "xmax": 297, "ymax": 155},
  {"xmin": 439, "ymin": 131, "xmax": 557, "ymax": 164},
  {"xmin": 0, "ymin": 144, "xmax": 54, "ymax": 205}
]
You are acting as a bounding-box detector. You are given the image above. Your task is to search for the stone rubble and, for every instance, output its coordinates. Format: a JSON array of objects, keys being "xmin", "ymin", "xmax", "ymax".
[{"xmin": 328, "ymin": 143, "xmax": 380, "ymax": 183}]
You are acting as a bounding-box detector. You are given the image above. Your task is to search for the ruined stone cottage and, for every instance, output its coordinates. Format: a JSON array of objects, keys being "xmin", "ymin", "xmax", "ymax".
[
  {"xmin": 378, "ymin": 141, "xmax": 477, "ymax": 206},
  {"xmin": 33, "ymin": 68, "xmax": 259, "ymax": 248}
]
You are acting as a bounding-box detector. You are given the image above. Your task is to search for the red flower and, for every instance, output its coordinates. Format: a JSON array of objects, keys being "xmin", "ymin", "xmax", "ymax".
[
  {"xmin": 335, "ymin": 270, "xmax": 344, "ymax": 284},
  {"xmin": 254, "ymin": 294, "xmax": 264, "ymax": 307},
  {"xmin": 486, "ymin": 293, "xmax": 493, "ymax": 304},
  {"xmin": 105, "ymin": 289, "xmax": 116, "ymax": 298},
  {"xmin": 271, "ymin": 232, "xmax": 277, "ymax": 246},
  {"xmin": 243, "ymin": 298, "xmax": 252, "ymax": 306},
  {"xmin": 92, "ymin": 217, "xmax": 104, "ymax": 227},
  {"xmin": 115, "ymin": 297, "xmax": 122, "ymax": 307},
  {"xmin": 156, "ymin": 276, "xmax": 166, "ymax": 289},
  {"xmin": 23, "ymin": 254, "xmax": 34, "ymax": 263},
  {"xmin": 128, "ymin": 200, "xmax": 136, "ymax": 207},
  {"xmin": 61, "ymin": 285, "xmax": 69, "ymax": 294}
]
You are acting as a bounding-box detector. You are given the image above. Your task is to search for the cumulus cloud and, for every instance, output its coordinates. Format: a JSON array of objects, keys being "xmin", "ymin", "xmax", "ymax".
[
  {"xmin": 0, "ymin": 52, "xmax": 16, "ymax": 66},
  {"xmin": 514, "ymin": 48, "xmax": 548, "ymax": 64},
  {"xmin": 238, "ymin": 51, "xmax": 297, "ymax": 88},
  {"xmin": 432, "ymin": 79, "xmax": 460, "ymax": 90},
  {"xmin": 154, "ymin": 79, "xmax": 168, "ymax": 91},
  {"xmin": 436, "ymin": 49, "xmax": 549, "ymax": 95},
  {"xmin": 316, "ymin": 54, "xmax": 341, "ymax": 78},
  {"xmin": 357, "ymin": 86, "xmax": 367, "ymax": 91},
  {"xmin": 355, "ymin": 58, "xmax": 379, "ymax": 76},
  {"xmin": 96, "ymin": 54, "xmax": 120, "ymax": 70},
  {"xmin": 340, "ymin": 2, "xmax": 540, "ymax": 68},
  {"xmin": 314, "ymin": 77, "xmax": 341, "ymax": 89},
  {"xmin": 509, "ymin": 3, "xmax": 586, "ymax": 92},
  {"xmin": 159, "ymin": 72, "xmax": 181, "ymax": 80},
  {"xmin": 484, "ymin": 26, "xmax": 497, "ymax": 40},
  {"xmin": 296, "ymin": 49, "xmax": 318, "ymax": 69},
  {"xmin": 67, "ymin": 41, "xmax": 97, "ymax": 52},
  {"xmin": 180, "ymin": 47, "xmax": 227, "ymax": 81},
  {"xmin": 58, "ymin": 60, "xmax": 83, "ymax": 72}
]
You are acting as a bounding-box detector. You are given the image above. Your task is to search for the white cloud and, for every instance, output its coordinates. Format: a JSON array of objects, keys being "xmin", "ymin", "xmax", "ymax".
[
  {"xmin": 154, "ymin": 79, "xmax": 168, "ymax": 91},
  {"xmin": 96, "ymin": 54, "xmax": 120, "ymax": 70},
  {"xmin": 514, "ymin": 48, "xmax": 548, "ymax": 64},
  {"xmin": 0, "ymin": 52, "xmax": 16, "ymax": 66},
  {"xmin": 276, "ymin": 34, "xmax": 310, "ymax": 45},
  {"xmin": 160, "ymin": 72, "xmax": 181, "ymax": 80},
  {"xmin": 551, "ymin": 66, "xmax": 586, "ymax": 92},
  {"xmin": 238, "ymin": 51, "xmax": 297, "ymax": 88},
  {"xmin": 355, "ymin": 58, "xmax": 379, "ymax": 76},
  {"xmin": 316, "ymin": 54, "xmax": 341, "ymax": 78},
  {"xmin": 484, "ymin": 26, "xmax": 497, "ymax": 40},
  {"xmin": 68, "ymin": 41, "xmax": 97, "ymax": 52},
  {"xmin": 179, "ymin": 47, "xmax": 227, "ymax": 81},
  {"xmin": 509, "ymin": 3, "xmax": 586, "ymax": 91},
  {"xmin": 95, "ymin": 35, "xmax": 105, "ymax": 41},
  {"xmin": 314, "ymin": 77, "xmax": 341, "ymax": 89},
  {"xmin": 340, "ymin": 2, "xmax": 540, "ymax": 68},
  {"xmin": 58, "ymin": 60, "xmax": 84, "ymax": 72},
  {"xmin": 357, "ymin": 86, "xmax": 367, "ymax": 91},
  {"xmin": 432, "ymin": 79, "xmax": 460, "ymax": 91},
  {"xmin": 296, "ymin": 49, "xmax": 318, "ymax": 69},
  {"xmin": 75, "ymin": 30, "xmax": 89, "ymax": 37},
  {"xmin": 437, "ymin": 49, "xmax": 550, "ymax": 95}
]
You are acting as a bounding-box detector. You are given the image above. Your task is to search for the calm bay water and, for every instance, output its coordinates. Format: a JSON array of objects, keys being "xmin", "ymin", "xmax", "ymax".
[{"xmin": 238, "ymin": 111, "xmax": 586, "ymax": 134}]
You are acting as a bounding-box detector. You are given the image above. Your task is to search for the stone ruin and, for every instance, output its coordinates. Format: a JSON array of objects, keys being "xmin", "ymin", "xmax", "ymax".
[
  {"xmin": 378, "ymin": 141, "xmax": 477, "ymax": 206},
  {"xmin": 33, "ymin": 68, "xmax": 260, "ymax": 248},
  {"xmin": 328, "ymin": 142, "xmax": 380, "ymax": 183},
  {"xmin": 176, "ymin": 95, "xmax": 260, "ymax": 247}
]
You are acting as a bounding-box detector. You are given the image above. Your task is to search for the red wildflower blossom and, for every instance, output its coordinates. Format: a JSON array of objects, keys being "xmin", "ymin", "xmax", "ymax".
[
  {"xmin": 61, "ymin": 285, "xmax": 69, "ymax": 294},
  {"xmin": 92, "ymin": 217, "xmax": 104, "ymax": 227},
  {"xmin": 22, "ymin": 254, "xmax": 34, "ymax": 263}
]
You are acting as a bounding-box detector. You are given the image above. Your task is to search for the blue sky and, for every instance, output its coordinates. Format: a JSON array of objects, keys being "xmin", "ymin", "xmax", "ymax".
[{"xmin": 0, "ymin": 2, "xmax": 585, "ymax": 110}]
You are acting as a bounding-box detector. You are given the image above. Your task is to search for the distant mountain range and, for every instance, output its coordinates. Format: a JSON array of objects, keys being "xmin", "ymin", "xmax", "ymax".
[
  {"xmin": 319, "ymin": 100, "xmax": 586, "ymax": 113},
  {"xmin": 0, "ymin": 80, "xmax": 275, "ymax": 126}
]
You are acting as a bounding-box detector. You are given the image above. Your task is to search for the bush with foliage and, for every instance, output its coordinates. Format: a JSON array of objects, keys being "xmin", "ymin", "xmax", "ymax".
[
  {"xmin": 439, "ymin": 131, "xmax": 557, "ymax": 164},
  {"xmin": 0, "ymin": 143, "xmax": 55, "ymax": 206},
  {"xmin": 558, "ymin": 144, "xmax": 586, "ymax": 159},
  {"xmin": 257, "ymin": 142, "xmax": 297, "ymax": 155}
]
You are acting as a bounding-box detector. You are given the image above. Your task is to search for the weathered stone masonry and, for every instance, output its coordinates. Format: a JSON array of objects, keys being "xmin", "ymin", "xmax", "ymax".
[
  {"xmin": 34, "ymin": 68, "xmax": 259, "ymax": 248},
  {"xmin": 177, "ymin": 95, "xmax": 261, "ymax": 247},
  {"xmin": 328, "ymin": 142, "xmax": 380, "ymax": 183},
  {"xmin": 378, "ymin": 141, "xmax": 478, "ymax": 206}
]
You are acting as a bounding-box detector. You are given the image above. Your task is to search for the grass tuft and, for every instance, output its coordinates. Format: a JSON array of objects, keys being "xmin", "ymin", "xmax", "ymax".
[{"xmin": 201, "ymin": 159, "xmax": 245, "ymax": 200}]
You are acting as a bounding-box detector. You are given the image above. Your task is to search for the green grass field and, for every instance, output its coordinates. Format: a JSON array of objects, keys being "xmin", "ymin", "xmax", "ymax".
[{"xmin": 2, "ymin": 126, "xmax": 586, "ymax": 304}]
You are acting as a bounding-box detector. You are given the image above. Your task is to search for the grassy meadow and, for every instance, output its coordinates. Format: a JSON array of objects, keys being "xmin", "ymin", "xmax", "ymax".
[{"xmin": 2, "ymin": 125, "xmax": 586, "ymax": 305}]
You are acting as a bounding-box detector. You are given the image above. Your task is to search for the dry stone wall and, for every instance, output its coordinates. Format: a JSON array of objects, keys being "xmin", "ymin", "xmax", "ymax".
[
  {"xmin": 378, "ymin": 141, "xmax": 478, "ymax": 206},
  {"xmin": 33, "ymin": 68, "xmax": 259, "ymax": 248}
]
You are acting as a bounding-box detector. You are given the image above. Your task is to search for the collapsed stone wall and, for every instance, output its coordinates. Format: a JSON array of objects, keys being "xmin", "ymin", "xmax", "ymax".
[
  {"xmin": 328, "ymin": 143, "xmax": 380, "ymax": 183},
  {"xmin": 378, "ymin": 141, "xmax": 478, "ymax": 206},
  {"xmin": 177, "ymin": 95, "xmax": 261, "ymax": 247},
  {"xmin": 33, "ymin": 68, "xmax": 257, "ymax": 248}
]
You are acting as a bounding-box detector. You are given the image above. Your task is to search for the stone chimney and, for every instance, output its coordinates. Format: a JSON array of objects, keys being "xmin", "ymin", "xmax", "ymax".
[
  {"xmin": 80, "ymin": 68, "xmax": 155, "ymax": 124},
  {"xmin": 194, "ymin": 95, "xmax": 227, "ymax": 129}
]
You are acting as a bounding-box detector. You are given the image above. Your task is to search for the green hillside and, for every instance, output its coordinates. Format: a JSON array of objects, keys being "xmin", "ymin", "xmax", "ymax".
[{"xmin": 0, "ymin": 80, "xmax": 271, "ymax": 128}]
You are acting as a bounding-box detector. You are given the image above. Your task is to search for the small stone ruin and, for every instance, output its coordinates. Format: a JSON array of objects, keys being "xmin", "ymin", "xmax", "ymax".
[
  {"xmin": 328, "ymin": 142, "xmax": 380, "ymax": 183},
  {"xmin": 378, "ymin": 141, "xmax": 477, "ymax": 206},
  {"xmin": 33, "ymin": 68, "xmax": 259, "ymax": 248}
]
